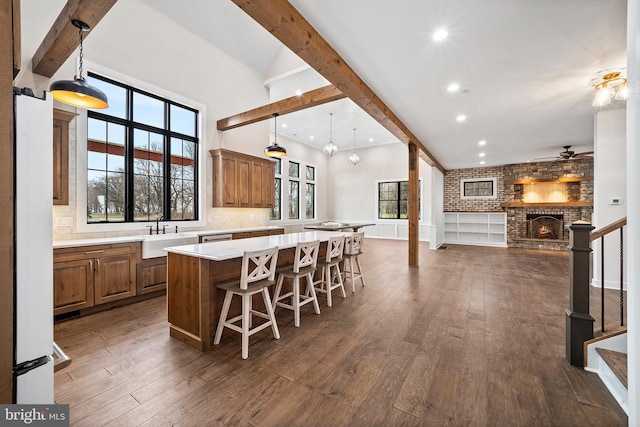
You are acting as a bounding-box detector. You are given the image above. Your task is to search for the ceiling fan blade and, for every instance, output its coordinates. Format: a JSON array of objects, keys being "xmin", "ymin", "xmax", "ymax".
[{"xmin": 572, "ymin": 151, "xmax": 594, "ymax": 158}]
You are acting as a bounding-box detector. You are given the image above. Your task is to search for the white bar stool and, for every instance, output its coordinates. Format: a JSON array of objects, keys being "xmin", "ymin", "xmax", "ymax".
[
  {"xmin": 342, "ymin": 232, "xmax": 366, "ymax": 292},
  {"xmin": 272, "ymin": 240, "xmax": 321, "ymax": 327},
  {"xmin": 313, "ymin": 235, "xmax": 346, "ymax": 307},
  {"xmin": 213, "ymin": 247, "xmax": 280, "ymax": 360}
]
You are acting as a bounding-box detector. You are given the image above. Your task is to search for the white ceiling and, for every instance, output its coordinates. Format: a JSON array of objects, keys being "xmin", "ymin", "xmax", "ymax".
[{"xmin": 141, "ymin": 0, "xmax": 627, "ymax": 170}]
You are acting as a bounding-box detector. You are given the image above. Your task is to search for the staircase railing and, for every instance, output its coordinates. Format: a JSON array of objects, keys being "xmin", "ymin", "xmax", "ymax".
[
  {"xmin": 590, "ymin": 217, "xmax": 627, "ymax": 333},
  {"xmin": 565, "ymin": 217, "xmax": 627, "ymax": 366}
]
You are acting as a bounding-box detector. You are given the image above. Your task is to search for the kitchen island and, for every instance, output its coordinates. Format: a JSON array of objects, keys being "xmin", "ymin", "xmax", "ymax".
[{"xmin": 164, "ymin": 231, "xmax": 348, "ymax": 351}]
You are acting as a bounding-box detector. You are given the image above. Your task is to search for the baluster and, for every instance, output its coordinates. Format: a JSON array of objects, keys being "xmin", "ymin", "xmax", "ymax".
[
  {"xmin": 601, "ymin": 236, "xmax": 605, "ymax": 333},
  {"xmin": 620, "ymin": 227, "xmax": 624, "ymax": 327}
]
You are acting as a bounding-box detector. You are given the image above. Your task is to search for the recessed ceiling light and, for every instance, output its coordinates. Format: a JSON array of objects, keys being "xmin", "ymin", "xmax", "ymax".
[
  {"xmin": 447, "ymin": 83, "xmax": 460, "ymax": 93},
  {"xmin": 295, "ymin": 90, "xmax": 302, "ymax": 96},
  {"xmin": 281, "ymin": 123, "xmax": 287, "ymax": 128},
  {"xmin": 369, "ymin": 138, "xmax": 374, "ymax": 142},
  {"xmin": 433, "ymin": 28, "xmax": 448, "ymax": 41},
  {"xmin": 478, "ymin": 139, "xmax": 486, "ymax": 146},
  {"xmin": 456, "ymin": 114, "xmax": 467, "ymax": 122},
  {"xmin": 309, "ymin": 136, "xmax": 314, "ymax": 140},
  {"xmin": 480, "ymin": 161, "xmax": 486, "ymax": 165},
  {"xmin": 479, "ymin": 152, "xmax": 486, "ymax": 157}
]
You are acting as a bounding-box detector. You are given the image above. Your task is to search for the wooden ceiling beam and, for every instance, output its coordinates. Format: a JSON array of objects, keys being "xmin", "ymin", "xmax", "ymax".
[
  {"xmin": 217, "ymin": 84, "xmax": 345, "ymax": 131},
  {"xmin": 231, "ymin": 0, "xmax": 445, "ymax": 173},
  {"xmin": 31, "ymin": 0, "xmax": 117, "ymax": 78}
]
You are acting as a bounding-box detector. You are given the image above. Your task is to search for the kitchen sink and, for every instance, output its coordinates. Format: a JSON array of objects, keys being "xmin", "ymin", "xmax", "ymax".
[{"xmin": 141, "ymin": 232, "xmax": 199, "ymax": 259}]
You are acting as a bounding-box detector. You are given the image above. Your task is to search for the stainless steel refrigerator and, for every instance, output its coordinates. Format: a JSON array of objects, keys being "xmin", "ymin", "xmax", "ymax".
[{"xmin": 13, "ymin": 88, "xmax": 54, "ymax": 403}]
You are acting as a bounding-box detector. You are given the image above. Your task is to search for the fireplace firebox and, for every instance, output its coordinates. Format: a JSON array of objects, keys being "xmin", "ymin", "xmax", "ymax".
[{"xmin": 526, "ymin": 214, "xmax": 564, "ymax": 240}]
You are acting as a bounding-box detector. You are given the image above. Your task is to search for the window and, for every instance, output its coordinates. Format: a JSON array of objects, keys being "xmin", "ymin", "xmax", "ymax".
[
  {"xmin": 460, "ymin": 178, "xmax": 497, "ymax": 199},
  {"xmin": 305, "ymin": 165, "xmax": 315, "ymax": 219},
  {"xmin": 86, "ymin": 73, "xmax": 199, "ymax": 223},
  {"xmin": 271, "ymin": 159, "xmax": 316, "ymax": 222},
  {"xmin": 288, "ymin": 161, "xmax": 300, "ymax": 219},
  {"xmin": 271, "ymin": 159, "xmax": 281, "ymax": 220},
  {"xmin": 378, "ymin": 180, "xmax": 420, "ymax": 219}
]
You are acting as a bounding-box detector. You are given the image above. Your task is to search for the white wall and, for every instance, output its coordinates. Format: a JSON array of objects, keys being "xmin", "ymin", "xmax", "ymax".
[
  {"xmin": 16, "ymin": 0, "xmax": 274, "ymax": 239},
  {"xmin": 326, "ymin": 142, "xmax": 434, "ymax": 240},
  {"xmin": 593, "ymin": 109, "xmax": 627, "ymax": 289},
  {"xmin": 626, "ymin": 0, "xmax": 639, "ymax": 423}
]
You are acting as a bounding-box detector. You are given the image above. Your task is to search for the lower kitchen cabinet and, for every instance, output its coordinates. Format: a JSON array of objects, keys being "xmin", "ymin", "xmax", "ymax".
[
  {"xmin": 137, "ymin": 257, "xmax": 167, "ymax": 295},
  {"xmin": 53, "ymin": 242, "xmax": 139, "ymax": 315},
  {"xmin": 53, "ymin": 259, "xmax": 94, "ymax": 313}
]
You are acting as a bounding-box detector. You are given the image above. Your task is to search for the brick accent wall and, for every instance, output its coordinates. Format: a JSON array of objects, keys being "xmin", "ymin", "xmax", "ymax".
[
  {"xmin": 444, "ymin": 158, "xmax": 594, "ymax": 250},
  {"xmin": 444, "ymin": 166, "xmax": 505, "ymax": 212}
]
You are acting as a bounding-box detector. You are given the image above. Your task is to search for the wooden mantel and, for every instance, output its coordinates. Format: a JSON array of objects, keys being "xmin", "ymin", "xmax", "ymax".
[{"xmin": 501, "ymin": 201, "xmax": 593, "ymax": 208}]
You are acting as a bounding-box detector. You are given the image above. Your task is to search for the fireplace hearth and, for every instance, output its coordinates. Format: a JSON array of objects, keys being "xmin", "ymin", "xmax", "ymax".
[{"xmin": 527, "ymin": 214, "xmax": 564, "ymax": 240}]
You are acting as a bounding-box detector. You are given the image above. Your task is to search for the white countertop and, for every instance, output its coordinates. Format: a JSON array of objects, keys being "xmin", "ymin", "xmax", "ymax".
[
  {"xmin": 52, "ymin": 226, "xmax": 285, "ymax": 249},
  {"xmin": 165, "ymin": 231, "xmax": 350, "ymax": 261}
]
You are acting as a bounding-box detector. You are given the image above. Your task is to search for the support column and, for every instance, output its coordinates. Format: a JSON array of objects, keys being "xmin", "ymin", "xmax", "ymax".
[
  {"xmin": 408, "ymin": 142, "xmax": 419, "ymax": 266},
  {"xmin": 565, "ymin": 221, "xmax": 595, "ymax": 366}
]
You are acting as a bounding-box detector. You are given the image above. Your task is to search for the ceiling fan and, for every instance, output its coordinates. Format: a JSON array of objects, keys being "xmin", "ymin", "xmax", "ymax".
[{"xmin": 535, "ymin": 145, "xmax": 594, "ymax": 161}]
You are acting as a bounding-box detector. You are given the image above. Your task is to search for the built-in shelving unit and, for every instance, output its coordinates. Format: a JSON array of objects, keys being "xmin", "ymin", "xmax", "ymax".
[{"xmin": 444, "ymin": 212, "xmax": 507, "ymax": 247}]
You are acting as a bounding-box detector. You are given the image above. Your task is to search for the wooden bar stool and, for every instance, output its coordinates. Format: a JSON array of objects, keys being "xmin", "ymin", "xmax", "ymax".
[
  {"xmin": 342, "ymin": 232, "xmax": 366, "ymax": 292},
  {"xmin": 272, "ymin": 240, "xmax": 321, "ymax": 327},
  {"xmin": 213, "ymin": 247, "xmax": 280, "ymax": 360},
  {"xmin": 313, "ymin": 235, "xmax": 346, "ymax": 307}
]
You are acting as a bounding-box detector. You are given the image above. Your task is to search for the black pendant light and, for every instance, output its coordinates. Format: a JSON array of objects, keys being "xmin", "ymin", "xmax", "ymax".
[
  {"xmin": 264, "ymin": 113, "xmax": 287, "ymax": 158},
  {"xmin": 49, "ymin": 20, "xmax": 109, "ymax": 109}
]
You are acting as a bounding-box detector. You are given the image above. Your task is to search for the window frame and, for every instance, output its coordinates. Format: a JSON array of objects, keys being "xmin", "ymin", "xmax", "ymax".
[
  {"xmin": 269, "ymin": 156, "xmax": 317, "ymax": 223},
  {"xmin": 75, "ymin": 64, "xmax": 207, "ymax": 233},
  {"xmin": 376, "ymin": 179, "xmax": 422, "ymax": 220},
  {"xmin": 460, "ymin": 177, "xmax": 497, "ymax": 199}
]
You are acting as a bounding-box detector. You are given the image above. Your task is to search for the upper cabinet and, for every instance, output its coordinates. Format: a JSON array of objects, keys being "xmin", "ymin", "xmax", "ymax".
[
  {"xmin": 52, "ymin": 109, "xmax": 77, "ymax": 205},
  {"xmin": 210, "ymin": 149, "xmax": 275, "ymax": 208}
]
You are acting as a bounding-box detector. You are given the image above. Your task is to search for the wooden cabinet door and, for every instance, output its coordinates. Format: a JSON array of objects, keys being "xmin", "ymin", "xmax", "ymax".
[
  {"xmin": 251, "ymin": 162, "xmax": 264, "ymax": 208},
  {"xmin": 262, "ymin": 161, "xmax": 275, "ymax": 208},
  {"xmin": 53, "ymin": 259, "xmax": 94, "ymax": 314},
  {"xmin": 236, "ymin": 157, "xmax": 251, "ymax": 207},
  {"xmin": 136, "ymin": 257, "xmax": 167, "ymax": 294},
  {"xmin": 94, "ymin": 254, "xmax": 136, "ymax": 304},
  {"xmin": 221, "ymin": 157, "xmax": 238, "ymax": 207}
]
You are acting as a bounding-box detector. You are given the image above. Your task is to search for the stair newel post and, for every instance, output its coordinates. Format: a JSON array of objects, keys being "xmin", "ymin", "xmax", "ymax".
[{"xmin": 565, "ymin": 220, "xmax": 596, "ymax": 366}]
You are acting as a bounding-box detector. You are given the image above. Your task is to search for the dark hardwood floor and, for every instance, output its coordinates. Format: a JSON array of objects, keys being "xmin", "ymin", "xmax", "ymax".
[{"xmin": 54, "ymin": 239, "xmax": 628, "ymax": 426}]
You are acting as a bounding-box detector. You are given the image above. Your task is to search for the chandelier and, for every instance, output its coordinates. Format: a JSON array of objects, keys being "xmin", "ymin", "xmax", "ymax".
[
  {"xmin": 591, "ymin": 69, "xmax": 628, "ymax": 107},
  {"xmin": 323, "ymin": 113, "xmax": 338, "ymax": 156},
  {"xmin": 348, "ymin": 128, "xmax": 360, "ymax": 165}
]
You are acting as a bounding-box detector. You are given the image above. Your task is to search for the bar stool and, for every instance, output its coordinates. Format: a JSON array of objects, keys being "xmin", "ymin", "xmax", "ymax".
[
  {"xmin": 342, "ymin": 232, "xmax": 366, "ymax": 292},
  {"xmin": 272, "ymin": 240, "xmax": 321, "ymax": 327},
  {"xmin": 213, "ymin": 247, "xmax": 280, "ymax": 360},
  {"xmin": 313, "ymin": 235, "xmax": 346, "ymax": 307}
]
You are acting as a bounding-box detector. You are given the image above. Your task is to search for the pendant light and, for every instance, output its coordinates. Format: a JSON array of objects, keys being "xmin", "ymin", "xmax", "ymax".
[
  {"xmin": 49, "ymin": 20, "xmax": 109, "ymax": 109},
  {"xmin": 322, "ymin": 113, "xmax": 338, "ymax": 156},
  {"xmin": 264, "ymin": 113, "xmax": 287, "ymax": 158},
  {"xmin": 348, "ymin": 128, "xmax": 361, "ymax": 165}
]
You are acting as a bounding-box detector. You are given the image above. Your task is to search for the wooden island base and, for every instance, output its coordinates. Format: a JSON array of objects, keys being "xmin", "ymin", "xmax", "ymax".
[{"xmin": 167, "ymin": 243, "xmax": 314, "ymax": 351}]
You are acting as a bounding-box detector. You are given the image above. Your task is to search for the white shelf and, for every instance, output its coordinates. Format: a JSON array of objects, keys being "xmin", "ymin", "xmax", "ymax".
[{"xmin": 443, "ymin": 212, "xmax": 507, "ymax": 247}]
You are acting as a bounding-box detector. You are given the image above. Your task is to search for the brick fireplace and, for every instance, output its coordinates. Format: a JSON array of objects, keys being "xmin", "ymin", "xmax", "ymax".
[
  {"xmin": 444, "ymin": 158, "xmax": 593, "ymax": 250},
  {"xmin": 503, "ymin": 159, "xmax": 593, "ymax": 250}
]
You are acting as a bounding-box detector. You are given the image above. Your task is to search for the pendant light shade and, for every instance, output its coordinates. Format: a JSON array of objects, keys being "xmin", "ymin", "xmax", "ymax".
[
  {"xmin": 323, "ymin": 112, "xmax": 338, "ymax": 156},
  {"xmin": 265, "ymin": 113, "xmax": 287, "ymax": 158},
  {"xmin": 49, "ymin": 20, "xmax": 109, "ymax": 109},
  {"xmin": 348, "ymin": 128, "xmax": 361, "ymax": 165}
]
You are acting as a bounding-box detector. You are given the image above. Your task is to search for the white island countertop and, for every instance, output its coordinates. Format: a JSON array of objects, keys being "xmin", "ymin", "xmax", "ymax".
[{"xmin": 164, "ymin": 231, "xmax": 349, "ymax": 261}]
